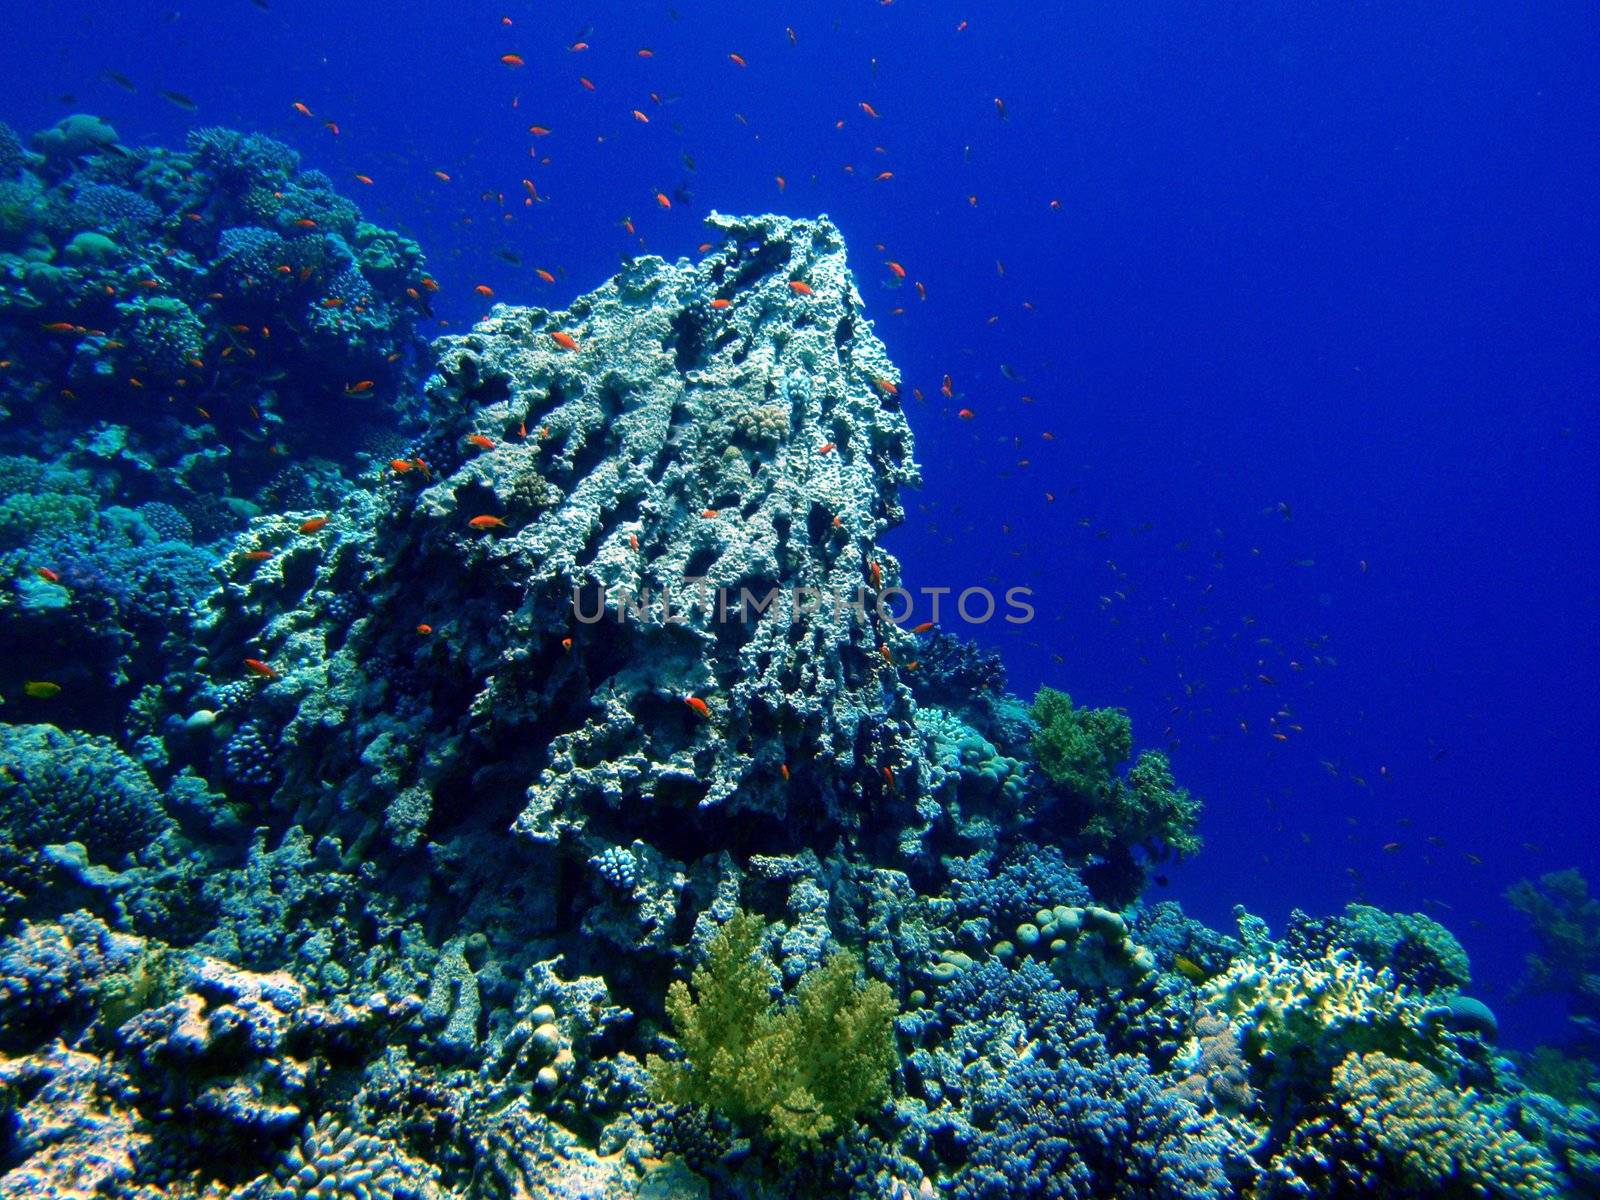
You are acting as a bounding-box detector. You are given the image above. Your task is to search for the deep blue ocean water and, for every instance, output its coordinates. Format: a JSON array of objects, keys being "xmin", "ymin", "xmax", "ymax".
[{"xmin": 4, "ymin": 0, "xmax": 1596, "ymax": 1047}]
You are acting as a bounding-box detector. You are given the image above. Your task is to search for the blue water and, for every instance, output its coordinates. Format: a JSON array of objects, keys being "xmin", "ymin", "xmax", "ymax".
[{"xmin": 6, "ymin": 0, "xmax": 1596, "ymax": 1045}]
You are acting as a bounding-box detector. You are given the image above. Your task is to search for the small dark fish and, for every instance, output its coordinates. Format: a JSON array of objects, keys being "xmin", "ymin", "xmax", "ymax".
[
  {"xmin": 101, "ymin": 69, "xmax": 136, "ymax": 93},
  {"xmin": 495, "ymin": 248, "xmax": 521, "ymax": 265},
  {"xmin": 160, "ymin": 89, "xmax": 198, "ymax": 110},
  {"xmin": 56, "ymin": 93, "xmax": 77, "ymax": 104},
  {"xmin": 250, "ymin": 0, "xmax": 270, "ymax": 8},
  {"xmin": 999, "ymin": 363, "xmax": 1021, "ymax": 382},
  {"xmin": 681, "ymin": 152, "xmax": 696, "ymax": 172}
]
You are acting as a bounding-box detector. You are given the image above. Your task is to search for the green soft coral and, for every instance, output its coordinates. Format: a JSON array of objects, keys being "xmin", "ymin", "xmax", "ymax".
[
  {"xmin": 647, "ymin": 909, "xmax": 898, "ymax": 1144},
  {"xmin": 1030, "ymin": 686, "xmax": 1131, "ymax": 796},
  {"xmin": 1031, "ymin": 687, "xmax": 1201, "ymax": 863}
]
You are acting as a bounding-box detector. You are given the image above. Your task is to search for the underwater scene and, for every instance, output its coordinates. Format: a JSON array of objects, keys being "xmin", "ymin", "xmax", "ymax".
[{"xmin": 0, "ymin": 3, "xmax": 1596, "ymax": 1198}]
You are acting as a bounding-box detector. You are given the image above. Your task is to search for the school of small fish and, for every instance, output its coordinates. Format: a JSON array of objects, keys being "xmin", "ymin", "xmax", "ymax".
[{"xmin": 53, "ymin": 8, "xmax": 1485, "ymax": 905}]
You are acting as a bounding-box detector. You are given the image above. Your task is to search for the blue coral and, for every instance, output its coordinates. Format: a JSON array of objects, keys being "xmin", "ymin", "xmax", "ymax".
[
  {"xmin": 0, "ymin": 911, "xmax": 145, "ymax": 1046},
  {"xmin": 70, "ymin": 182, "xmax": 160, "ymax": 239},
  {"xmin": 0, "ymin": 723, "xmax": 170, "ymax": 858},
  {"xmin": 910, "ymin": 960, "xmax": 1231, "ymax": 1200},
  {"xmin": 224, "ymin": 721, "xmax": 276, "ymax": 787}
]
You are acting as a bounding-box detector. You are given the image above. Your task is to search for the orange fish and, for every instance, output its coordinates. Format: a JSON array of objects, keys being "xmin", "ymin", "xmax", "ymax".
[
  {"xmin": 775, "ymin": 175, "xmax": 786, "ymax": 192},
  {"xmin": 529, "ymin": 125, "xmax": 551, "ymax": 136},
  {"xmin": 886, "ymin": 261, "xmax": 906, "ymax": 278},
  {"xmin": 389, "ymin": 459, "xmax": 414, "ymax": 473},
  {"xmin": 354, "ymin": 173, "xmax": 374, "ymax": 185},
  {"xmin": 788, "ymin": 280, "xmax": 813, "ymax": 296},
  {"xmin": 995, "ymin": 97, "xmax": 1007, "ymax": 120},
  {"xmin": 35, "ymin": 567, "xmax": 61, "ymax": 584},
  {"xmin": 570, "ymin": 41, "xmax": 589, "ymax": 51},
  {"xmin": 434, "ymin": 170, "xmax": 451, "ymax": 183},
  {"xmin": 243, "ymin": 658, "xmax": 280, "ymax": 680},
  {"xmin": 416, "ymin": 624, "xmax": 433, "ymax": 635},
  {"xmin": 298, "ymin": 516, "xmax": 329, "ymax": 534},
  {"xmin": 868, "ymin": 561, "xmax": 883, "ymax": 588},
  {"xmin": 292, "ymin": 101, "xmax": 312, "ymax": 117},
  {"xmin": 501, "ymin": 53, "xmax": 525, "ymax": 67},
  {"xmin": 632, "ymin": 109, "xmax": 650, "ymax": 123},
  {"xmin": 655, "ymin": 191, "xmax": 672, "ymax": 209},
  {"xmin": 874, "ymin": 171, "xmax": 894, "ymax": 182},
  {"xmin": 911, "ymin": 621, "xmax": 936, "ymax": 634},
  {"xmin": 466, "ymin": 434, "xmax": 495, "ymax": 450},
  {"xmin": 474, "ymin": 284, "xmax": 494, "ymax": 298},
  {"xmin": 882, "ymin": 765, "xmax": 896, "ymax": 787},
  {"xmin": 781, "ymin": 763, "xmax": 790, "ymax": 781},
  {"xmin": 684, "ymin": 696, "xmax": 711, "ymax": 718},
  {"xmin": 710, "ymin": 298, "xmax": 732, "ymax": 309},
  {"xmin": 874, "ymin": 378, "xmax": 898, "ymax": 396},
  {"xmin": 728, "ymin": 52, "xmax": 747, "ymax": 67},
  {"xmin": 628, "ymin": 533, "xmax": 639, "ymax": 550},
  {"xmin": 958, "ymin": 408, "xmax": 975, "ymax": 420},
  {"xmin": 818, "ymin": 442, "xmax": 835, "ymax": 454},
  {"xmin": 468, "ymin": 515, "xmax": 508, "ymax": 529},
  {"xmin": 561, "ymin": 636, "xmax": 573, "ymax": 651},
  {"xmin": 345, "ymin": 379, "xmax": 375, "ymax": 394},
  {"xmin": 941, "ymin": 374, "xmax": 954, "ymax": 398},
  {"xmin": 701, "ymin": 508, "xmax": 719, "ymax": 519},
  {"xmin": 41, "ymin": 322, "xmax": 78, "ymax": 333},
  {"xmin": 244, "ymin": 550, "xmax": 274, "ymax": 562},
  {"xmin": 535, "ymin": 268, "xmax": 555, "ymax": 283},
  {"xmin": 293, "ymin": 218, "xmax": 317, "ymax": 228},
  {"xmin": 550, "ymin": 330, "xmax": 579, "ymax": 351},
  {"xmin": 323, "ymin": 121, "xmax": 340, "ymax": 136},
  {"xmin": 579, "ymin": 76, "xmax": 596, "ymax": 91},
  {"xmin": 638, "ymin": 47, "xmax": 654, "ymax": 57},
  {"xmin": 859, "ymin": 101, "xmax": 880, "ymax": 118}
]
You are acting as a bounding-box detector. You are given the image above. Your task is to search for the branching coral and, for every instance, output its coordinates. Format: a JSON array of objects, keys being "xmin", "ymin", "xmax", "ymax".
[{"xmin": 1261, "ymin": 1051, "xmax": 1561, "ymax": 1199}]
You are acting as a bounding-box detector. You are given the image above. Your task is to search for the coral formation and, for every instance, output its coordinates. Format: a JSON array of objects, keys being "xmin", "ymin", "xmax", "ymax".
[
  {"xmin": 648, "ymin": 909, "xmax": 897, "ymax": 1144},
  {"xmin": 0, "ymin": 166, "xmax": 1588, "ymax": 1200}
]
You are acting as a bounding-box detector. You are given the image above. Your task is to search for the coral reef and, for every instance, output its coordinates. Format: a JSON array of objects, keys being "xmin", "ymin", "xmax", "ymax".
[
  {"xmin": 0, "ymin": 190, "xmax": 1588, "ymax": 1200},
  {"xmin": 0, "ymin": 119, "xmax": 430, "ymax": 507}
]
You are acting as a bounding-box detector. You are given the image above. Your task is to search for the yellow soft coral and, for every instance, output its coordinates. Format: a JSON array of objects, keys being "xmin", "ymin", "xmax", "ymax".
[{"xmin": 647, "ymin": 910, "xmax": 898, "ymax": 1144}]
